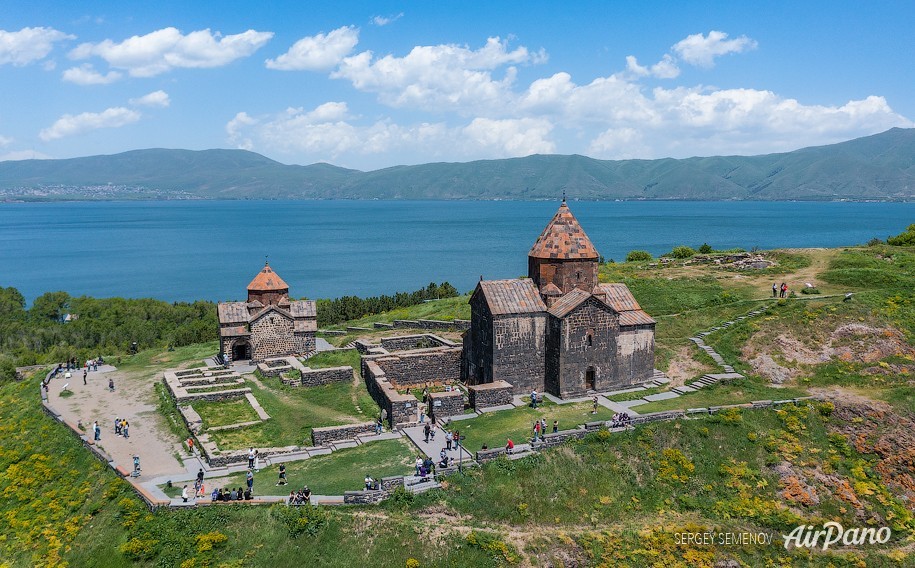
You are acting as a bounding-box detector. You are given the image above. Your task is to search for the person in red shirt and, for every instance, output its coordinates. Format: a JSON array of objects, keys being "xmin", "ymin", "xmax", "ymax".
[{"xmin": 505, "ymin": 438, "xmax": 514, "ymax": 453}]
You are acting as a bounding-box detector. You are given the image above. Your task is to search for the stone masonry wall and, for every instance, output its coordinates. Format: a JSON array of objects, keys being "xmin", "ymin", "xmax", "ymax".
[
  {"xmin": 299, "ymin": 366, "xmax": 353, "ymax": 387},
  {"xmin": 616, "ymin": 326, "xmax": 655, "ymax": 385},
  {"xmin": 364, "ymin": 347, "xmax": 461, "ymax": 388},
  {"xmin": 554, "ymin": 297, "xmax": 619, "ymax": 398},
  {"xmin": 392, "ymin": 319, "xmax": 470, "ymax": 331},
  {"xmin": 492, "ymin": 313, "xmax": 547, "ymax": 395},
  {"xmin": 468, "ymin": 380, "xmax": 514, "ymax": 409},
  {"xmin": 380, "ymin": 334, "xmax": 454, "ymax": 351},
  {"xmin": 429, "ymin": 390, "xmax": 464, "ymax": 421},
  {"xmin": 311, "ymin": 422, "xmax": 376, "ymax": 446},
  {"xmin": 363, "ymin": 360, "xmax": 417, "ymax": 428},
  {"xmin": 251, "ymin": 314, "xmax": 299, "ymax": 362}
]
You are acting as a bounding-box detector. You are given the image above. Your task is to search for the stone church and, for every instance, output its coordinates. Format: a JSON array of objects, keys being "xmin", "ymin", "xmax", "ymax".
[
  {"xmin": 217, "ymin": 263, "xmax": 317, "ymax": 362},
  {"xmin": 462, "ymin": 200, "xmax": 656, "ymax": 398}
]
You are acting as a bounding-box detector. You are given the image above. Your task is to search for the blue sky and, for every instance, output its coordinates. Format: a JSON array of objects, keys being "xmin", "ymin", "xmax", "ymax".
[{"xmin": 1, "ymin": 1, "xmax": 912, "ymax": 170}]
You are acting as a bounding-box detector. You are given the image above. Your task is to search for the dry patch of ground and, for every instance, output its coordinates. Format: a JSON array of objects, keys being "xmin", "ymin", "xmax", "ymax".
[{"xmin": 665, "ymin": 346, "xmax": 716, "ymax": 387}]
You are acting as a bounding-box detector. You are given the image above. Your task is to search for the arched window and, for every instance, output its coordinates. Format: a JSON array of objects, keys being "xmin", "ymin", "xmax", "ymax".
[{"xmin": 587, "ymin": 333, "xmax": 593, "ymax": 347}]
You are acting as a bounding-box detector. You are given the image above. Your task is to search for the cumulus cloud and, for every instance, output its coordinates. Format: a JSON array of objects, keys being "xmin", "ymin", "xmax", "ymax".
[
  {"xmin": 672, "ymin": 30, "xmax": 757, "ymax": 67},
  {"xmin": 62, "ymin": 63, "xmax": 122, "ymax": 84},
  {"xmin": 39, "ymin": 107, "xmax": 141, "ymax": 141},
  {"xmin": 0, "ymin": 27, "xmax": 74, "ymax": 66},
  {"xmin": 69, "ymin": 27, "xmax": 273, "ymax": 77},
  {"xmin": 462, "ymin": 118, "xmax": 554, "ymax": 156},
  {"xmin": 129, "ymin": 90, "xmax": 170, "ymax": 107},
  {"xmin": 372, "ymin": 13, "xmax": 403, "ymax": 26},
  {"xmin": 625, "ymin": 54, "xmax": 679, "ymax": 79},
  {"xmin": 332, "ymin": 36, "xmax": 546, "ymax": 112},
  {"xmin": 266, "ymin": 26, "xmax": 358, "ymax": 71}
]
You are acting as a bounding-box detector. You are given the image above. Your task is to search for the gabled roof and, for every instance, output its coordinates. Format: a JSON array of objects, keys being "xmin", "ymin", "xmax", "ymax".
[
  {"xmin": 247, "ymin": 262, "xmax": 289, "ymax": 291},
  {"xmin": 217, "ymin": 302, "xmax": 249, "ymax": 323},
  {"xmin": 541, "ymin": 282, "xmax": 562, "ymax": 296},
  {"xmin": 249, "ymin": 304, "xmax": 293, "ymax": 323},
  {"xmin": 619, "ymin": 310, "xmax": 656, "ymax": 326},
  {"xmin": 547, "ymin": 289, "xmax": 593, "ymax": 318},
  {"xmin": 477, "ymin": 279, "xmax": 547, "ymax": 315},
  {"xmin": 597, "ymin": 283, "xmax": 642, "ymax": 312},
  {"xmin": 528, "ymin": 200, "xmax": 599, "ymax": 260}
]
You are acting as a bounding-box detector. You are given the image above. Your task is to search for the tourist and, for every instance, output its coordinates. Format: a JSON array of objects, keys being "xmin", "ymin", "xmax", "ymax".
[
  {"xmin": 244, "ymin": 488, "xmax": 251, "ymax": 500},
  {"xmin": 505, "ymin": 438, "xmax": 514, "ymax": 454},
  {"xmin": 229, "ymin": 488, "xmax": 237, "ymax": 500},
  {"xmin": 592, "ymin": 396, "xmax": 599, "ymax": 414},
  {"xmin": 531, "ymin": 389, "xmax": 538, "ymax": 408},
  {"xmin": 246, "ymin": 470, "xmax": 254, "ymax": 494},
  {"xmin": 196, "ymin": 468, "xmax": 204, "ymax": 485},
  {"xmin": 197, "ymin": 483, "xmax": 206, "ymax": 499},
  {"xmin": 248, "ymin": 448, "xmax": 255, "ymax": 469},
  {"xmin": 438, "ymin": 456, "xmax": 448, "ymax": 469},
  {"xmin": 188, "ymin": 437, "xmax": 195, "ymax": 454},
  {"xmin": 772, "ymin": 283, "xmax": 778, "ymax": 297},
  {"xmin": 423, "ymin": 422, "xmax": 431, "ymax": 443},
  {"xmin": 83, "ymin": 370, "xmax": 87, "ymax": 385},
  {"xmin": 236, "ymin": 488, "xmax": 244, "ymax": 501},
  {"xmin": 445, "ymin": 430, "xmax": 453, "ymax": 450},
  {"xmin": 181, "ymin": 485, "xmax": 189, "ymax": 503},
  {"xmin": 415, "ymin": 456, "xmax": 423, "ymax": 476},
  {"xmin": 375, "ymin": 416, "xmax": 383, "ymax": 435},
  {"xmin": 93, "ymin": 421, "xmax": 100, "ymax": 441},
  {"xmin": 533, "ymin": 420, "xmax": 541, "ymax": 442},
  {"xmin": 439, "ymin": 448, "xmax": 447, "ymax": 462},
  {"xmin": 108, "ymin": 377, "xmax": 114, "ymax": 392},
  {"xmin": 429, "ymin": 427, "xmax": 436, "ymax": 441},
  {"xmin": 481, "ymin": 443, "xmax": 488, "ymax": 450},
  {"xmin": 212, "ymin": 487, "xmax": 220, "ymax": 501},
  {"xmin": 253, "ymin": 450, "xmax": 261, "ymax": 472},
  {"xmin": 364, "ymin": 475, "xmax": 375, "ymax": 490},
  {"xmin": 552, "ymin": 419, "xmax": 558, "ymax": 433},
  {"xmin": 122, "ymin": 419, "xmax": 129, "ymax": 438},
  {"xmin": 453, "ymin": 429, "xmax": 460, "ymax": 448},
  {"xmin": 301, "ymin": 485, "xmax": 311, "ymax": 502},
  {"xmin": 540, "ymin": 418, "xmax": 547, "ymax": 435},
  {"xmin": 277, "ymin": 464, "xmax": 287, "ymax": 486},
  {"xmin": 114, "ymin": 417, "xmax": 121, "ymax": 435},
  {"xmin": 288, "ymin": 491, "xmax": 296, "ymax": 504}
]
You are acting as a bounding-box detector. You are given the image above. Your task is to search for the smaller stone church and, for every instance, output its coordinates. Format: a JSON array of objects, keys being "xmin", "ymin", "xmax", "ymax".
[
  {"xmin": 217, "ymin": 263, "xmax": 316, "ymax": 362},
  {"xmin": 462, "ymin": 200, "xmax": 656, "ymax": 398}
]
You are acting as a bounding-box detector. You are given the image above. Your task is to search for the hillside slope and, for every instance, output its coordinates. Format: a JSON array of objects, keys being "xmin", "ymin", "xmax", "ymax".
[{"xmin": 1, "ymin": 128, "xmax": 914, "ymax": 200}]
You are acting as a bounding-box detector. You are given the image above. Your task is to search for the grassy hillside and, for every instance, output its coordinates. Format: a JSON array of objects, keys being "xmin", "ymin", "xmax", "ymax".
[
  {"xmin": 2, "ymin": 128, "xmax": 914, "ymax": 200},
  {"xmin": 2, "ymin": 241, "xmax": 915, "ymax": 566}
]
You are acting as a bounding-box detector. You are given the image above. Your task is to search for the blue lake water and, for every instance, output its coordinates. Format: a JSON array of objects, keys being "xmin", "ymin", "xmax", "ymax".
[{"xmin": 0, "ymin": 200, "xmax": 912, "ymax": 304}]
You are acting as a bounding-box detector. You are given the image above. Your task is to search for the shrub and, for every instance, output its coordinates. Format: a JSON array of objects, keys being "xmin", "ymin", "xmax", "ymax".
[
  {"xmin": 270, "ymin": 503, "xmax": 328, "ymax": 538},
  {"xmin": 386, "ymin": 485, "xmax": 415, "ymax": 510},
  {"xmin": 887, "ymin": 223, "xmax": 915, "ymax": 246},
  {"xmin": 194, "ymin": 531, "xmax": 227, "ymax": 553},
  {"xmin": 800, "ymin": 287, "xmax": 821, "ymax": 295},
  {"xmin": 466, "ymin": 531, "xmax": 520, "ymax": 564},
  {"xmin": 670, "ymin": 246, "xmax": 696, "ymax": 259},
  {"xmin": 626, "ymin": 250, "xmax": 653, "ymax": 262},
  {"xmin": 698, "ymin": 243, "xmax": 713, "ymax": 254},
  {"xmin": 657, "ymin": 448, "xmax": 695, "ymax": 484},
  {"xmin": 867, "ymin": 237, "xmax": 884, "ymax": 247},
  {"xmin": 119, "ymin": 538, "xmax": 159, "ymax": 561}
]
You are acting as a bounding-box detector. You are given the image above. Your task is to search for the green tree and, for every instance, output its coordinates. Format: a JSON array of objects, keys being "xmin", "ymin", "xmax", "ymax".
[
  {"xmin": 698, "ymin": 243, "xmax": 713, "ymax": 254},
  {"xmin": 670, "ymin": 246, "xmax": 696, "ymax": 259},
  {"xmin": 626, "ymin": 250, "xmax": 653, "ymax": 262},
  {"xmin": 30, "ymin": 291, "xmax": 71, "ymax": 322}
]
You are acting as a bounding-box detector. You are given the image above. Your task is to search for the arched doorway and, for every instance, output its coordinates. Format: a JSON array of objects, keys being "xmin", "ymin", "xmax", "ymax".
[
  {"xmin": 232, "ymin": 340, "xmax": 251, "ymax": 361},
  {"xmin": 586, "ymin": 366, "xmax": 596, "ymax": 391}
]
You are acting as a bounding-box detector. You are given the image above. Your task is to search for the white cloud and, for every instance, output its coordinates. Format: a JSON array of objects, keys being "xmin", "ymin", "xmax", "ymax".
[
  {"xmin": 626, "ymin": 54, "xmax": 679, "ymax": 79},
  {"xmin": 39, "ymin": 107, "xmax": 141, "ymax": 141},
  {"xmin": 672, "ymin": 30, "xmax": 757, "ymax": 67},
  {"xmin": 0, "ymin": 134, "xmax": 11, "ymax": 147},
  {"xmin": 62, "ymin": 63, "xmax": 122, "ymax": 84},
  {"xmin": 332, "ymin": 37, "xmax": 546, "ymax": 112},
  {"xmin": 0, "ymin": 149, "xmax": 52, "ymax": 161},
  {"xmin": 266, "ymin": 26, "xmax": 358, "ymax": 71},
  {"xmin": 226, "ymin": 111, "xmax": 258, "ymax": 150},
  {"xmin": 129, "ymin": 90, "xmax": 170, "ymax": 107},
  {"xmin": 0, "ymin": 27, "xmax": 74, "ymax": 66},
  {"xmin": 462, "ymin": 118, "xmax": 554, "ymax": 156},
  {"xmin": 70, "ymin": 27, "xmax": 273, "ymax": 77},
  {"xmin": 372, "ymin": 13, "xmax": 403, "ymax": 26}
]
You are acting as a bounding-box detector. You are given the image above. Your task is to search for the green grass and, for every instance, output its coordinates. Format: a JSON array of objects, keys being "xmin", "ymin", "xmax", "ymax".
[
  {"xmin": 636, "ymin": 377, "xmax": 809, "ymax": 413},
  {"xmin": 207, "ymin": 378, "xmax": 377, "ymax": 450},
  {"xmin": 457, "ymin": 399, "xmax": 615, "ymax": 453},
  {"xmin": 199, "ymin": 438, "xmax": 416, "ymax": 496},
  {"xmin": 115, "ymin": 341, "xmax": 218, "ymax": 376},
  {"xmin": 195, "ymin": 397, "xmax": 261, "ymax": 429},
  {"xmin": 303, "ymin": 349, "xmax": 360, "ymax": 370},
  {"xmin": 329, "ymin": 295, "xmax": 471, "ymax": 329}
]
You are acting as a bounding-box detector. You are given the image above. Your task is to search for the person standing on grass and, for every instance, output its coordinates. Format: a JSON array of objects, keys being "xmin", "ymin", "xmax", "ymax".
[
  {"xmin": 533, "ymin": 420, "xmax": 541, "ymax": 442},
  {"xmin": 277, "ymin": 464, "xmax": 287, "ymax": 486},
  {"xmin": 552, "ymin": 419, "xmax": 559, "ymax": 433},
  {"xmin": 592, "ymin": 396, "xmax": 599, "ymax": 414},
  {"xmin": 246, "ymin": 470, "xmax": 254, "ymax": 495},
  {"xmin": 540, "ymin": 418, "xmax": 547, "ymax": 437},
  {"xmin": 415, "ymin": 456, "xmax": 423, "ymax": 476}
]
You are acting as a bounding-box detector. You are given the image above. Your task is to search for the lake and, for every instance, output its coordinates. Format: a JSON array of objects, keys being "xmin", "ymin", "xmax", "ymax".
[{"xmin": 1, "ymin": 200, "xmax": 912, "ymax": 304}]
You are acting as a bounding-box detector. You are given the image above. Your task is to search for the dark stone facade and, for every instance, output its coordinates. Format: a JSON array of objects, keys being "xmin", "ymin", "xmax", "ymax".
[
  {"xmin": 529, "ymin": 257, "xmax": 599, "ymax": 297},
  {"xmin": 363, "ymin": 360, "xmax": 418, "ymax": 428},
  {"xmin": 429, "ymin": 390, "xmax": 464, "ymax": 421},
  {"xmin": 546, "ymin": 296, "xmax": 621, "ymax": 398},
  {"xmin": 299, "ymin": 366, "xmax": 353, "ymax": 387},
  {"xmin": 468, "ymin": 380, "xmax": 514, "ymax": 409},
  {"xmin": 363, "ymin": 347, "xmax": 461, "ymax": 389}
]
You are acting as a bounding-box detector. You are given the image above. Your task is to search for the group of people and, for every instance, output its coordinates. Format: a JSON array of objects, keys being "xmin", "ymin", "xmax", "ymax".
[
  {"xmin": 773, "ymin": 282, "xmax": 790, "ymax": 298},
  {"xmin": 247, "ymin": 448, "xmax": 262, "ymax": 471},
  {"xmin": 114, "ymin": 417, "xmax": 130, "ymax": 438},
  {"xmin": 610, "ymin": 412, "xmax": 632, "ymax": 428},
  {"xmin": 414, "ymin": 455, "xmax": 438, "ymax": 479},
  {"xmin": 288, "ymin": 486, "xmax": 312, "ymax": 504},
  {"xmin": 532, "ymin": 418, "xmax": 559, "ymax": 442},
  {"xmin": 211, "ymin": 486, "xmax": 253, "ymax": 502}
]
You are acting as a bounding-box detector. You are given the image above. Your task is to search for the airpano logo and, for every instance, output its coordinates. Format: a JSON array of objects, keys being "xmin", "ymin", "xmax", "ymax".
[{"xmin": 783, "ymin": 522, "xmax": 891, "ymax": 551}]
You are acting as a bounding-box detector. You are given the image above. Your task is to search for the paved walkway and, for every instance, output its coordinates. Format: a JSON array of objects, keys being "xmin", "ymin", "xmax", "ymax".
[{"xmin": 402, "ymin": 423, "xmax": 473, "ymax": 465}]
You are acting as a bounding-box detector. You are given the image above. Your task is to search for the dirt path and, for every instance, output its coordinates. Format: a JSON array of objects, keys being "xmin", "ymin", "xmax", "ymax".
[{"xmin": 46, "ymin": 366, "xmax": 186, "ymax": 478}]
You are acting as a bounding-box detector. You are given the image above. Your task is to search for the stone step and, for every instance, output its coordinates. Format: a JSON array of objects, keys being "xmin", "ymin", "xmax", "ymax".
[
  {"xmin": 407, "ymin": 481, "xmax": 442, "ymax": 493},
  {"xmin": 672, "ymin": 386, "xmax": 697, "ymax": 394}
]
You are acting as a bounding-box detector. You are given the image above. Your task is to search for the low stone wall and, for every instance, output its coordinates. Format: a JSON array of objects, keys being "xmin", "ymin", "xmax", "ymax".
[
  {"xmin": 294, "ymin": 366, "xmax": 353, "ymax": 388},
  {"xmin": 392, "ymin": 319, "xmax": 470, "ymax": 331},
  {"xmin": 179, "ymin": 404, "xmax": 203, "ymax": 434},
  {"xmin": 173, "ymin": 388, "xmax": 251, "ymax": 403},
  {"xmin": 363, "ymin": 360, "xmax": 418, "ymax": 428},
  {"xmin": 201, "ymin": 443, "xmax": 303, "ymax": 468},
  {"xmin": 317, "ymin": 329, "xmax": 347, "ymax": 336},
  {"xmin": 311, "ymin": 422, "xmax": 376, "ymax": 446},
  {"xmin": 429, "ymin": 390, "xmax": 464, "ymax": 422},
  {"xmin": 380, "ymin": 334, "xmax": 455, "ymax": 352},
  {"xmin": 354, "ymin": 340, "xmax": 379, "ymax": 354},
  {"xmin": 468, "ymin": 381, "xmax": 514, "ymax": 409},
  {"xmin": 163, "ymin": 367, "xmax": 248, "ymax": 403},
  {"xmin": 343, "ymin": 489, "xmax": 391, "ymax": 505},
  {"xmin": 362, "ymin": 346, "xmax": 462, "ymax": 389}
]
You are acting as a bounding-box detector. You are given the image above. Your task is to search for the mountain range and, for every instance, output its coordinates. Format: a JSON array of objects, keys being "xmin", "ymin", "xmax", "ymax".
[{"xmin": 1, "ymin": 127, "xmax": 914, "ymax": 201}]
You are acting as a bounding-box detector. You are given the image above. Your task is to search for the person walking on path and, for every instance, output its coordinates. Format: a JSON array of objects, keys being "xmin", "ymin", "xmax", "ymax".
[
  {"xmin": 93, "ymin": 421, "xmax": 100, "ymax": 441},
  {"xmin": 82, "ymin": 370, "xmax": 87, "ymax": 385},
  {"xmin": 108, "ymin": 377, "xmax": 115, "ymax": 391},
  {"xmin": 445, "ymin": 430, "xmax": 453, "ymax": 451},
  {"xmin": 246, "ymin": 470, "xmax": 254, "ymax": 494},
  {"xmin": 423, "ymin": 422, "xmax": 431, "ymax": 443},
  {"xmin": 181, "ymin": 485, "xmax": 189, "ymax": 503},
  {"xmin": 196, "ymin": 468, "xmax": 204, "ymax": 485}
]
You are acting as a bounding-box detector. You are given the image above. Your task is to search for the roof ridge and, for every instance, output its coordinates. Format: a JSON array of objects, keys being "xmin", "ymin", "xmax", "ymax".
[{"xmin": 528, "ymin": 201, "xmax": 599, "ymax": 260}]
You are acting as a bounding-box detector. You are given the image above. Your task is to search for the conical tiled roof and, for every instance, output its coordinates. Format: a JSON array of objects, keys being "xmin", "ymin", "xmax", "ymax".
[
  {"xmin": 247, "ymin": 262, "xmax": 289, "ymax": 291},
  {"xmin": 528, "ymin": 200, "xmax": 599, "ymax": 259}
]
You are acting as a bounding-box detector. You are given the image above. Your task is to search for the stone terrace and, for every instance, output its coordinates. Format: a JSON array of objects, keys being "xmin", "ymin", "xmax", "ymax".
[{"xmin": 163, "ymin": 366, "xmax": 249, "ymax": 403}]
